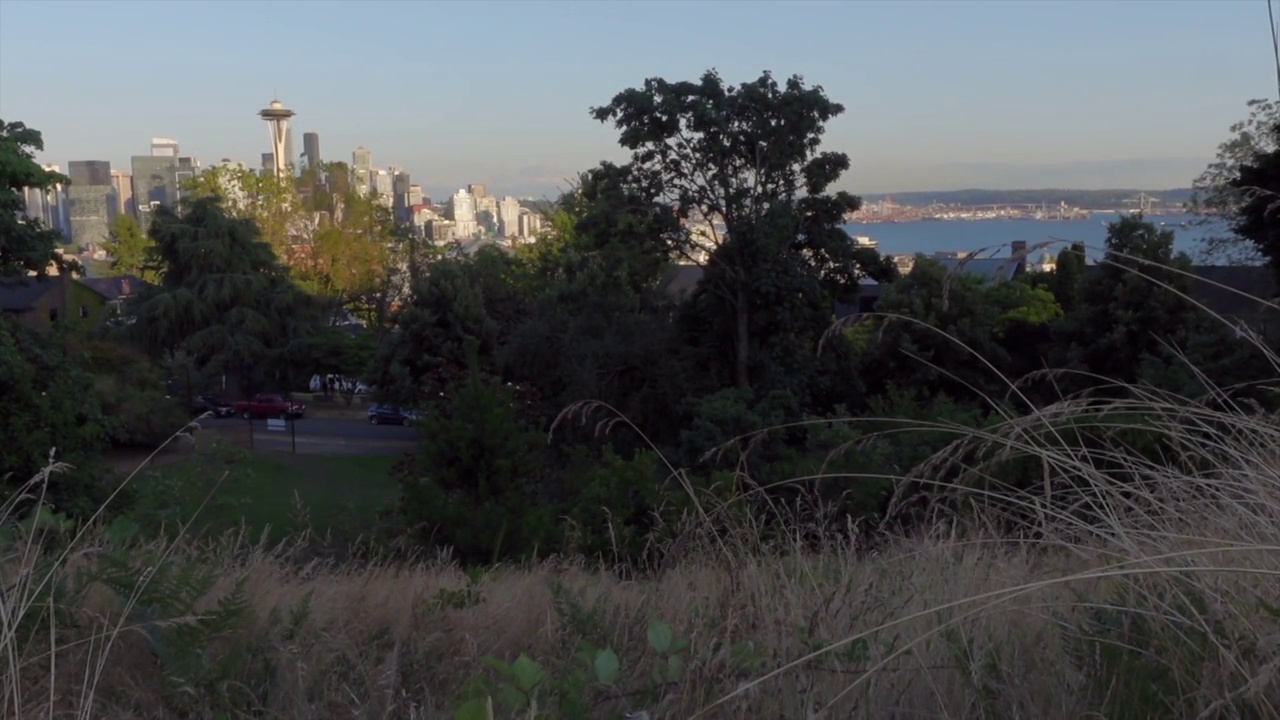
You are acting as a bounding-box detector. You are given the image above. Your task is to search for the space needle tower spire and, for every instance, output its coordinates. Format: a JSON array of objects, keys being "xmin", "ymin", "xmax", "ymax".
[{"xmin": 258, "ymin": 97, "xmax": 296, "ymax": 180}]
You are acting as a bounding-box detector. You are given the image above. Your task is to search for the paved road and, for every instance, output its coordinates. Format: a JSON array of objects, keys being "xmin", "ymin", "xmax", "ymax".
[{"xmin": 199, "ymin": 415, "xmax": 418, "ymax": 454}]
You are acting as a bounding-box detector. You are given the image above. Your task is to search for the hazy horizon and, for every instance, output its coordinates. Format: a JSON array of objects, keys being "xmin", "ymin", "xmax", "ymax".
[{"xmin": 0, "ymin": 0, "xmax": 1273, "ymax": 199}]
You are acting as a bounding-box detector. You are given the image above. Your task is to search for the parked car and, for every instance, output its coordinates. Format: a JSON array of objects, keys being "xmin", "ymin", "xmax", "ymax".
[
  {"xmin": 233, "ymin": 393, "xmax": 306, "ymax": 420},
  {"xmin": 194, "ymin": 395, "xmax": 235, "ymax": 418},
  {"xmin": 367, "ymin": 404, "xmax": 417, "ymax": 426}
]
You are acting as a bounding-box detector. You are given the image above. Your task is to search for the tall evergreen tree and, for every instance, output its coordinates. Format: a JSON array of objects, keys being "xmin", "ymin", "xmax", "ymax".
[{"xmin": 131, "ymin": 197, "xmax": 325, "ymax": 394}]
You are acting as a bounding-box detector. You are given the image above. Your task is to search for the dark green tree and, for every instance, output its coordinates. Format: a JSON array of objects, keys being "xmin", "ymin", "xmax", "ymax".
[
  {"xmin": 592, "ymin": 69, "xmax": 895, "ymax": 390},
  {"xmin": 547, "ymin": 162, "xmax": 681, "ymax": 294},
  {"xmin": 79, "ymin": 339, "xmax": 190, "ymax": 447},
  {"xmin": 859, "ymin": 257, "xmax": 1049, "ymax": 405},
  {"xmin": 298, "ymin": 327, "xmax": 376, "ymax": 405},
  {"xmin": 1061, "ymin": 215, "xmax": 1201, "ymax": 389},
  {"xmin": 130, "ymin": 197, "xmax": 325, "ymax": 394},
  {"xmin": 1190, "ymin": 99, "xmax": 1278, "ymax": 264},
  {"xmin": 1228, "ymin": 124, "xmax": 1280, "ymax": 283},
  {"xmin": 366, "ymin": 252, "xmax": 505, "ymax": 409},
  {"xmin": 1052, "ymin": 241, "xmax": 1087, "ymax": 314},
  {"xmin": 504, "ymin": 169, "xmax": 694, "ymax": 443},
  {"xmin": 397, "ymin": 363, "xmax": 555, "ymax": 564},
  {"xmin": 0, "ymin": 119, "xmax": 69, "ymax": 277},
  {"xmin": 0, "ymin": 321, "xmax": 107, "ymax": 513}
]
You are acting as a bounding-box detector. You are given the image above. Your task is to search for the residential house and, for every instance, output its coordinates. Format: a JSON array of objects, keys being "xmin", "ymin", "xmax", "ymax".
[
  {"xmin": 80, "ymin": 274, "xmax": 148, "ymax": 317},
  {"xmin": 0, "ymin": 275, "xmax": 109, "ymax": 333}
]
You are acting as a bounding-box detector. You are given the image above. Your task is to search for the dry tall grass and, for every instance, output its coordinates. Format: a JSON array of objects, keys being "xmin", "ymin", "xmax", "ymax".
[
  {"xmin": 5, "ymin": 385, "xmax": 1278, "ymax": 719},
  {"xmin": 5, "ymin": 254, "xmax": 1280, "ymax": 718}
]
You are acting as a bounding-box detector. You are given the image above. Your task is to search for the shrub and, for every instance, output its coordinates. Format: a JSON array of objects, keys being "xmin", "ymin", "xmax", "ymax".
[
  {"xmin": 81, "ymin": 340, "xmax": 193, "ymax": 448},
  {"xmin": 397, "ymin": 368, "xmax": 557, "ymax": 564}
]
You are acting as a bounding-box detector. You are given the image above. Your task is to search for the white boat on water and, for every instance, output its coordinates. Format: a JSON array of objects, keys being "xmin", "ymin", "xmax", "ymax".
[{"xmin": 852, "ymin": 235, "xmax": 879, "ymax": 250}]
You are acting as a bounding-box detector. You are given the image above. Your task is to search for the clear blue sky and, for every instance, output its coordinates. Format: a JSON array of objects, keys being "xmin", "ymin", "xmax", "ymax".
[{"xmin": 0, "ymin": 0, "xmax": 1273, "ymax": 198}]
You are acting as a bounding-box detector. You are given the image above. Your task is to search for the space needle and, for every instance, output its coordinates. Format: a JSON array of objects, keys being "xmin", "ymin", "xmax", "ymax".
[{"xmin": 258, "ymin": 97, "xmax": 296, "ymax": 180}]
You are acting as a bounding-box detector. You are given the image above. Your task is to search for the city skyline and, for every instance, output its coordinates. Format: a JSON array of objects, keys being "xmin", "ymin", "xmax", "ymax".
[{"xmin": 0, "ymin": 0, "xmax": 1274, "ymax": 197}]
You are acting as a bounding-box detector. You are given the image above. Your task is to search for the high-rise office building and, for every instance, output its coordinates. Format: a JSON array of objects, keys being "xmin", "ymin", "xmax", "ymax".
[
  {"xmin": 22, "ymin": 186, "xmax": 46, "ymax": 224},
  {"xmin": 467, "ymin": 183, "xmax": 487, "ymax": 199},
  {"xmin": 303, "ymin": 132, "xmax": 320, "ymax": 169},
  {"xmin": 352, "ymin": 147, "xmax": 372, "ymax": 193},
  {"xmin": 68, "ymin": 160, "xmax": 111, "ymax": 188},
  {"xmin": 175, "ymin": 156, "xmax": 200, "ymax": 201},
  {"xmin": 476, "ymin": 194, "xmax": 498, "ymax": 222},
  {"xmin": 449, "ymin": 188, "xmax": 478, "ymax": 239},
  {"xmin": 66, "ymin": 161, "xmax": 113, "ymax": 248},
  {"xmin": 150, "ymin": 137, "xmax": 179, "ymax": 157},
  {"xmin": 393, "ymin": 171, "xmax": 412, "ymax": 222},
  {"xmin": 498, "ymin": 196, "xmax": 521, "ymax": 238},
  {"xmin": 131, "ymin": 155, "xmax": 178, "ymax": 233},
  {"xmin": 21, "ymin": 164, "xmax": 68, "ymax": 239},
  {"xmin": 371, "ymin": 169, "xmax": 393, "ymax": 208},
  {"xmin": 111, "ymin": 170, "xmax": 134, "ymax": 218},
  {"xmin": 518, "ymin": 211, "xmax": 544, "ymax": 239}
]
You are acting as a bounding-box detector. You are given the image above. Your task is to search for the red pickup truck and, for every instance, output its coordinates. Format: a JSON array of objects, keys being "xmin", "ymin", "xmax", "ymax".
[{"xmin": 233, "ymin": 393, "xmax": 306, "ymax": 420}]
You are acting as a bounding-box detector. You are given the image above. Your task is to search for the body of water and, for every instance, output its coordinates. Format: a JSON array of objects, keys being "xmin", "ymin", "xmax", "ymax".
[{"xmin": 840, "ymin": 213, "xmax": 1228, "ymax": 262}]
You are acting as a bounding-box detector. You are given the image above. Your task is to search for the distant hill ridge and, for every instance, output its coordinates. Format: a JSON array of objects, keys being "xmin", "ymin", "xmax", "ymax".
[{"xmin": 860, "ymin": 188, "xmax": 1194, "ymax": 208}]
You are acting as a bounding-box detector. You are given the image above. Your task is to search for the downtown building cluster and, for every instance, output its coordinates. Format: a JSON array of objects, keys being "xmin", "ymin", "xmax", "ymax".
[
  {"xmin": 22, "ymin": 136, "xmax": 201, "ymax": 259},
  {"xmin": 22, "ymin": 97, "xmax": 546, "ymax": 265}
]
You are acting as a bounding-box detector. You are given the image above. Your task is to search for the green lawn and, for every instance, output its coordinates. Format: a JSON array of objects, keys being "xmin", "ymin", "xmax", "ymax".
[{"xmin": 126, "ymin": 444, "xmax": 402, "ymax": 545}]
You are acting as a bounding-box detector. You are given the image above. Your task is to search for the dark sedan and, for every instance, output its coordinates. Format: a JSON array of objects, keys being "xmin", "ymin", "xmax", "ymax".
[
  {"xmin": 194, "ymin": 395, "xmax": 236, "ymax": 418},
  {"xmin": 368, "ymin": 404, "xmax": 418, "ymax": 426}
]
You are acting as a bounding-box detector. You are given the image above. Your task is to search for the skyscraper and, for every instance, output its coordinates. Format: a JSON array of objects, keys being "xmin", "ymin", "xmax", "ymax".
[
  {"xmin": 371, "ymin": 169, "xmax": 393, "ymax": 208},
  {"xmin": 518, "ymin": 211, "xmax": 544, "ymax": 239},
  {"xmin": 303, "ymin": 132, "xmax": 321, "ymax": 169},
  {"xmin": 498, "ymin": 196, "xmax": 521, "ymax": 238},
  {"xmin": 174, "ymin": 156, "xmax": 201, "ymax": 201},
  {"xmin": 131, "ymin": 155, "xmax": 178, "ymax": 232},
  {"xmin": 111, "ymin": 170, "xmax": 134, "ymax": 218},
  {"xmin": 21, "ymin": 164, "xmax": 68, "ymax": 239},
  {"xmin": 352, "ymin": 147, "xmax": 371, "ymax": 193},
  {"xmin": 68, "ymin": 160, "xmax": 111, "ymax": 188},
  {"xmin": 467, "ymin": 183, "xmax": 488, "ymax": 199},
  {"xmin": 150, "ymin": 137, "xmax": 179, "ymax": 157},
  {"xmin": 67, "ymin": 161, "xmax": 113, "ymax": 248},
  {"xmin": 393, "ymin": 171, "xmax": 412, "ymax": 222},
  {"xmin": 449, "ymin": 188, "xmax": 478, "ymax": 239}
]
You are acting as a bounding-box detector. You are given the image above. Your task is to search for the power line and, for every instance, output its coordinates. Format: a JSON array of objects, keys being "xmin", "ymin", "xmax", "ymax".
[{"xmin": 1270, "ymin": 0, "xmax": 1280, "ymax": 98}]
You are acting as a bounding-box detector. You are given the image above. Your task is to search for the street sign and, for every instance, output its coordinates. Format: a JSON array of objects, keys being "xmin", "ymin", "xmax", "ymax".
[{"xmin": 267, "ymin": 418, "xmax": 287, "ymax": 432}]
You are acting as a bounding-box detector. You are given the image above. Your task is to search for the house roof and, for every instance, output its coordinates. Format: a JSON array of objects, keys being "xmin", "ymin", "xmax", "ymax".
[
  {"xmin": 81, "ymin": 274, "xmax": 148, "ymax": 301},
  {"xmin": 0, "ymin": 276, "xmax": 56, "ymax": 311},
  {"xmin": 933, "ymin": 256, "xmax": 1024, "ymax": 282},
  {"xmin": 0, "ymin": 275, "xmax": 111, "ymax": 312}
]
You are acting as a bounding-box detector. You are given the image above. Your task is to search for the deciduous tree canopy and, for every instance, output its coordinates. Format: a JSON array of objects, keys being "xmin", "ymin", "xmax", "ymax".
[{"xmin": 0, "ymin": 119, "xmax": 68, "ymax": 277}]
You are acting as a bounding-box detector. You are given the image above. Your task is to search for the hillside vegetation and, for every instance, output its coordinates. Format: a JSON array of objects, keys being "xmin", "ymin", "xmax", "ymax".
[{"xmin": 2, "ymin": 83, "xmax": 1280, "ymax": 718}]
